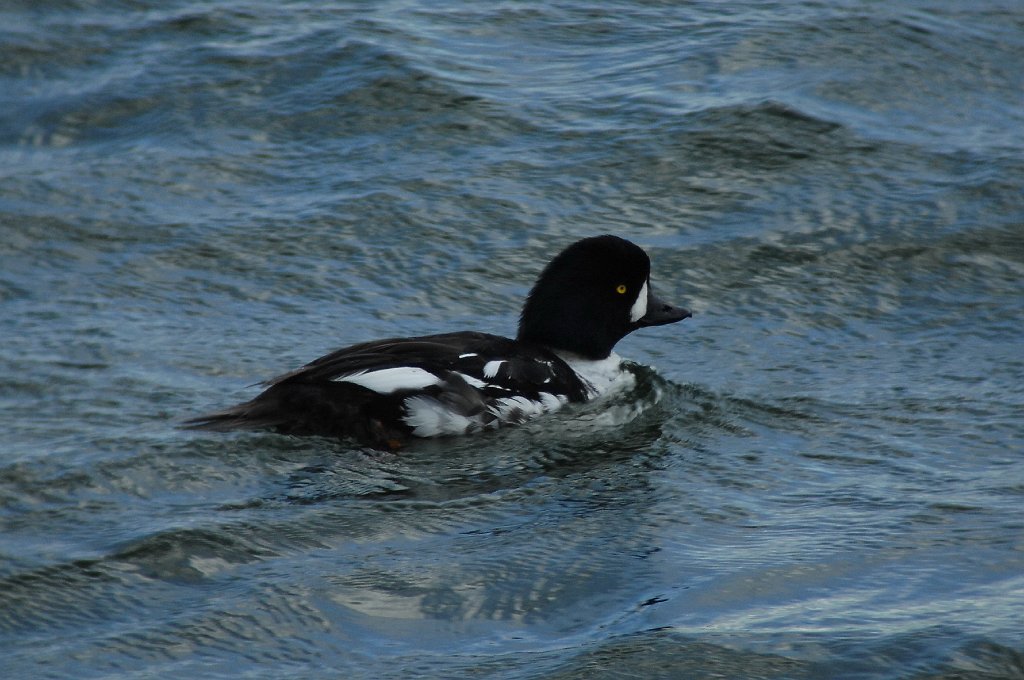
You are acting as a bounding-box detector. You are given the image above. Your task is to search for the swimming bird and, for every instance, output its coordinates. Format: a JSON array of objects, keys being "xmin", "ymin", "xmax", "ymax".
[{"xmin": 185, "ymin": 235, "xmax": 690, "ymax": 448}]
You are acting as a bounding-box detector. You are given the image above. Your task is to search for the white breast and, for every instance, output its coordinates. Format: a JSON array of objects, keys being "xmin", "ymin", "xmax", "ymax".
[{"xmin": 557, "ymin": 351, "xmax": 634, "ymax": 398}]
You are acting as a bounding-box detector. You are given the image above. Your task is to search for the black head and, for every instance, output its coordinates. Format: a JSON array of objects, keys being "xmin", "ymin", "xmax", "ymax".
[{"xmin": 516, "ymin": 235, "xmax": 691, "ymax": 359}]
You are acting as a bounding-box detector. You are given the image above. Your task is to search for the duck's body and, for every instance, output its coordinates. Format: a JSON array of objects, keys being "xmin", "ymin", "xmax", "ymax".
[{"xmin": 186, "ymin": 235, "xmax": 690, "ymax": 447}]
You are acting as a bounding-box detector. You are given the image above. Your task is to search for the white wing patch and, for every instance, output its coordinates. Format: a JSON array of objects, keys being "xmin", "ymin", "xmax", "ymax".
[
  {"xmin": 403, "ymin": 395, "xmax": 478, "ymax": 437},
  {"xmin": 375, "ymin": 355, "xmax": 578, "ymax": 437},
  {"xmin": 454, "ymin": 372, "xmax": 487, "ymax": 389},
  {"xmin": 488, "ymin": 392, "xmax": 568, "ymax": 422},
  {"xmin": 489, "ymin": 396, "xmax": 546, "ymax": 421},
  {"xmin": 335, "ymin": 367, "xmax": 440, "ymax": 394},
  {"xmin": 403, "ymin": 385, "xmax": 570, "ymax": 437},
  {"xmin": 629, "ymin": 281, "xmax": 649, "ymax": 323},
  {"xmin": 538, "ymin": 392, "xmax": 569, "ymax": 410},
  {"xmin": 482, "ymin": 360, "xmax": 505, "ymax": 378}
]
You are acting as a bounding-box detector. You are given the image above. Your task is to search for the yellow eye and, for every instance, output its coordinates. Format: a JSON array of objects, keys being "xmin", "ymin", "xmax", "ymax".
[{"xmin": 616, "ymin": 284, "xmax": 627, "ymax": 294}]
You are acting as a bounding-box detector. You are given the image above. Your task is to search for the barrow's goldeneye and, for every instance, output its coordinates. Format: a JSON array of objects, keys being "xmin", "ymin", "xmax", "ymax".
[{"xmin": 185, "ymin": 235, "xmax": 691, "ymax": 448}]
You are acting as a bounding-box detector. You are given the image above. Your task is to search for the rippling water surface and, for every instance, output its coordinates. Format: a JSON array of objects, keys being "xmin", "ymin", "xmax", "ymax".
[{"xmin": 2, "ymin": 1, "xmax": 1023, "ymax": 678}]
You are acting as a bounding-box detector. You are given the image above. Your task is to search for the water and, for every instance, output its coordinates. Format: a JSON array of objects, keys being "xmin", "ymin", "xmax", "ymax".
[{"xmin": 2, "ymin": 1, "xmax": 1023, "ymax": 678}]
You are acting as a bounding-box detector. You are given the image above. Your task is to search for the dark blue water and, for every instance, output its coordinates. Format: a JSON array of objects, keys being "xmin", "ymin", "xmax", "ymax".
[{"xmin": 2, "ymin": 2, "xmax": 1023, "ymax": 678}]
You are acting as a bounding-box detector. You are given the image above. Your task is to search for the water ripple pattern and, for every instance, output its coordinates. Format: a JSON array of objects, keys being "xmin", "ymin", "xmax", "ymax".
[{"xmin": 2, "ymin": 1, "xmax": 1023, "ymax": 678}]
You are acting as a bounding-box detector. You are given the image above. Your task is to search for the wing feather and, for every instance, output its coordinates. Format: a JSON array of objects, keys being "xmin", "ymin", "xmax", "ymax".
[{"xmin": 186, "ymin": 331, "xmax": 589, "ymax": 446}]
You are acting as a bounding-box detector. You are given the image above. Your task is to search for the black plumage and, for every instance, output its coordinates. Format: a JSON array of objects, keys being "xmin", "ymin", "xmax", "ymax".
[{"xmin": 185, "ymin": 235, "xmax": 690, "ymax": 447}]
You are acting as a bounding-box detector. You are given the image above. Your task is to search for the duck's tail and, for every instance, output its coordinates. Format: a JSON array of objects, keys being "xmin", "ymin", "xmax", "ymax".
[
  {"xmin": 181, "ymin": 382, "xmax": 410, "ymax": 449},
  {"xmin": 181, "ymin": 398, "xmax": 283, "ymax": 432}
]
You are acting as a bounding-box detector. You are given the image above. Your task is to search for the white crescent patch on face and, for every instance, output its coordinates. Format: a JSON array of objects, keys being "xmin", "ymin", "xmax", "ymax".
[{"xmin": 629, "ymin": 281, "xmax": 649, "ymax": 323}]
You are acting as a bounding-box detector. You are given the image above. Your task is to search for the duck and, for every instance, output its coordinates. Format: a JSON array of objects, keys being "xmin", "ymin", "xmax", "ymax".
[{"xmin": 185, "ymin": 235, "xmax": 691, "ymax": 448}]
